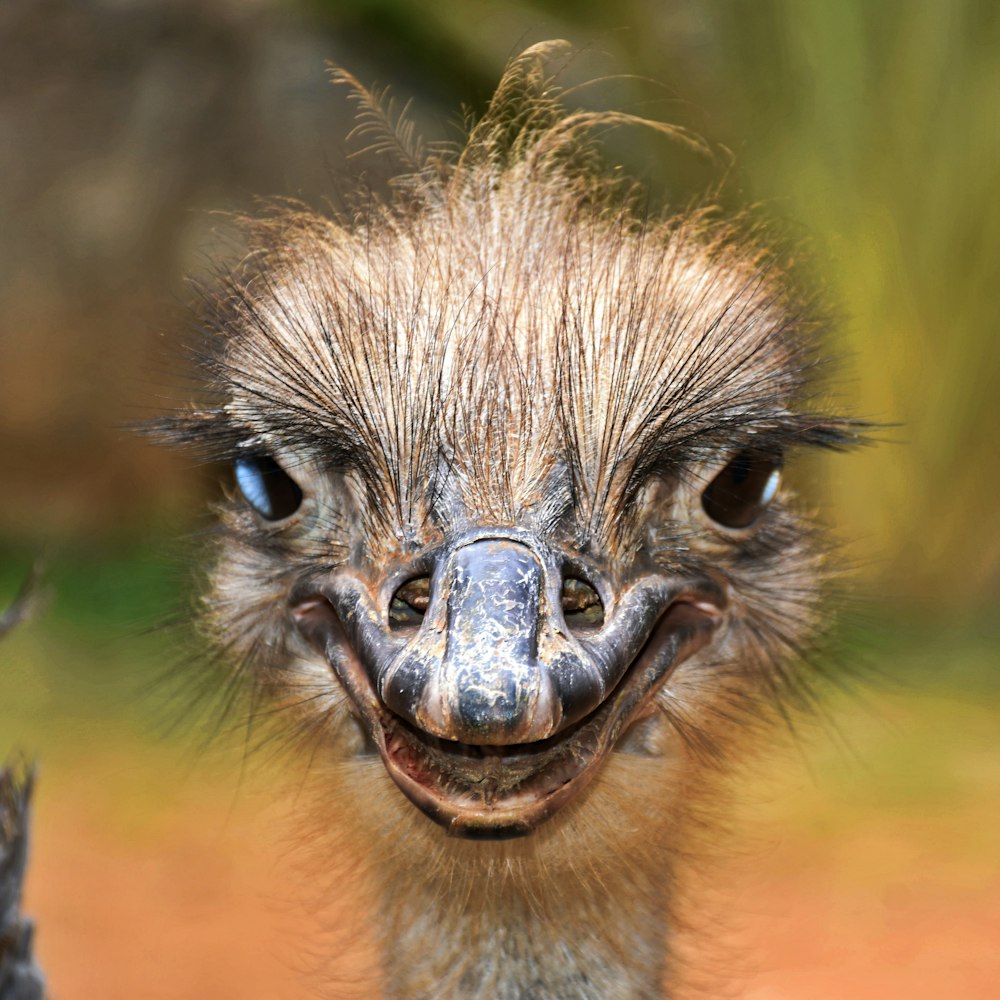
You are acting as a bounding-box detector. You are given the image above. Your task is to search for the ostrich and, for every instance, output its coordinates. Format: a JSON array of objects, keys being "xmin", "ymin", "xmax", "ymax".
[{"xmin": 161, "ymin": 41, "xmax": 859, "ymax": 999}]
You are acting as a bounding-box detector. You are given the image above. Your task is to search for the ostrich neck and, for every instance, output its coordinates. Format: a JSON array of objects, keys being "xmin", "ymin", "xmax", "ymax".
[{"xmin": 378, "ymin": 844, "xmax": 672, "ymax": 1000}]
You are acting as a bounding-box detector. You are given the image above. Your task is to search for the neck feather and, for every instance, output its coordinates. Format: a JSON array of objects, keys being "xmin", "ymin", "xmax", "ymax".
[{"xmin": 349, "ymin": 752, "xmax": 700, "ymax": 1000}]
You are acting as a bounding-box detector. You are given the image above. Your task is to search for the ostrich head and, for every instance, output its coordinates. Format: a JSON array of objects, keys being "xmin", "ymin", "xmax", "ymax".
[{"xmin": 163, "ymin": 43, "xmax": 856, "ymax": 846}]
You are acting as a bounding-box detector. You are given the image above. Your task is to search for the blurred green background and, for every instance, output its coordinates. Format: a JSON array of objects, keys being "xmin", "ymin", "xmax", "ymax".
[{"xmin": 0, "ymin": 1, "xmax": 997, "ymax": 997}]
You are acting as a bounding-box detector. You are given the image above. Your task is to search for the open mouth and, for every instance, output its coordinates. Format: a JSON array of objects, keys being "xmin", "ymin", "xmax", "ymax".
[{"xmin": 293, "ymin": 592, "xmax": 722, "ymax": 839}]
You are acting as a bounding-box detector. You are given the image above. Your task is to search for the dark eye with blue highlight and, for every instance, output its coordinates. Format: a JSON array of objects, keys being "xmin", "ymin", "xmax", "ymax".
[
  {"xmin": 234, "ymin": 455, "xmax": 303, "ymax": 521},
  {"xmin": 701, "ymin": 451, "xmax": 782, "ymax": 529}
]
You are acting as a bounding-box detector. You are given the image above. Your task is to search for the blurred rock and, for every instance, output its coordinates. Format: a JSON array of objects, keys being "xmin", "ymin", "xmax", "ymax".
[{"xmin": 0, "ymin": 0, "xmax": 366, "ymax": 538}]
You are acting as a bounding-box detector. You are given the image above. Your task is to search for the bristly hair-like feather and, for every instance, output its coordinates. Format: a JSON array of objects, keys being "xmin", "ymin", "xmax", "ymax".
[
  {"xmin": 150, "ymin": 38, "xmax": 864, "ymax": 736},
  {"xmin": 329, "ymin": 66, "xmax": 436, "ymax": 180},
  {"xmin": 156, "ymin": 40, "xmax": 859, "ymax": 519}
]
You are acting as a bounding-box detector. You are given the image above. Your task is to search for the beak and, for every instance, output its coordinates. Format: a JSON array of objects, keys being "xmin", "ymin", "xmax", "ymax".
[{"xmin": 291, "ymin": 529, "xmax": 725, "ymax": 835}]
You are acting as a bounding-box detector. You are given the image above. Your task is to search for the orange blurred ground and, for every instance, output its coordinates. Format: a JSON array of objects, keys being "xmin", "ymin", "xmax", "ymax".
[{"xmin": 24, "ymin": 753, "xmax": 999, "ymax": 1000}]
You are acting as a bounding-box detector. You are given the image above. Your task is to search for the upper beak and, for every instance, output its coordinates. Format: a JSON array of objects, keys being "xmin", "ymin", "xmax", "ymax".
[
  {"xmin": 298, "ymin": 531, "xmax": 725, "ymax": 747},
  {"xmin": 289, "ymin": 530, "xmax": 726, "ymax": 835}
]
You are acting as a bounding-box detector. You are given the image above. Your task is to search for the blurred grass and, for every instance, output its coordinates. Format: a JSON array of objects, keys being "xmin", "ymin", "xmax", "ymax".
[
  {"xmin": 0, "ymin": 542, "xmax": 185, "ymax": 757},
  {"xmin": 707, "ymin": 0, "xmax": 1000, "ymax": 605}
]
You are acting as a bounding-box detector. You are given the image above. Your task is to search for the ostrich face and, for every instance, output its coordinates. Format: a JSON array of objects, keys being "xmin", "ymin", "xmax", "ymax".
[
  {"xmin": 172, "ymin": 48, "xmax": 854, "ymax": 841},
  {"xmin": 286, "ymin": 465, "xmax": 731, "ymax": 839}
]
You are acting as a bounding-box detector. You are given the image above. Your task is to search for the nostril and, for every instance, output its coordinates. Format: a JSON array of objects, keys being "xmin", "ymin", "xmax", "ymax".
[
  {"xmin": 561, "ymin": 577, "xmax": 605, "ymax": 631},
  {"xmin": 388, "ymin": 576, "xmax": 431, "ymax": 631}
]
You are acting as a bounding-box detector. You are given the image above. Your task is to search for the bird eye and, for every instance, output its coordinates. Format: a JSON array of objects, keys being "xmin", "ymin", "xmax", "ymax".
[
  {"xmin": 701, "ymin": 451, "xmax": 782, "ymax": 529},
  {"xmin": 234, "ymin": 455, "xmax": 303, "ymax": 521}
]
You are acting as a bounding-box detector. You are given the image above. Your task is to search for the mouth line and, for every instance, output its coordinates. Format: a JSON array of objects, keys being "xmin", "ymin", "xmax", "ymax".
[{"xmin": 294, "ymin": 595, "xmax": 721, "ymax": 839}]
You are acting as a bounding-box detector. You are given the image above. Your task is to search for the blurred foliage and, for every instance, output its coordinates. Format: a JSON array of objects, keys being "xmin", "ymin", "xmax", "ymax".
[
  {"xmin": 0, "ymin": 545, "xmax": 183, "ymax": 748},
  {"xmin": 707, "ymin": 1, "xmax": 1000, "ymax": 609}
]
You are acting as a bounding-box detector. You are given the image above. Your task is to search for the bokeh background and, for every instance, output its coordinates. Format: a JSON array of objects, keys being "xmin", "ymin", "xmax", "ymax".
[{"xmin": 1, "ymin": 1, "xmax": 997, "ymax": 997}]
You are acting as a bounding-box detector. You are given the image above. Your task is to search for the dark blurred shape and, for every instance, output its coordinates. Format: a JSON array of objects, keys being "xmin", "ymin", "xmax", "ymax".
[
  {"xmin": 1, "ymin": 568, "xmax": 46, "ymax": 999},
  {"xmin": 0, "ymin": 763, "xmax": 44, "ymax": 1000},
  {"xmin": 0, "ymin": 565, "xmax": 47, "ymax": 641}
]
